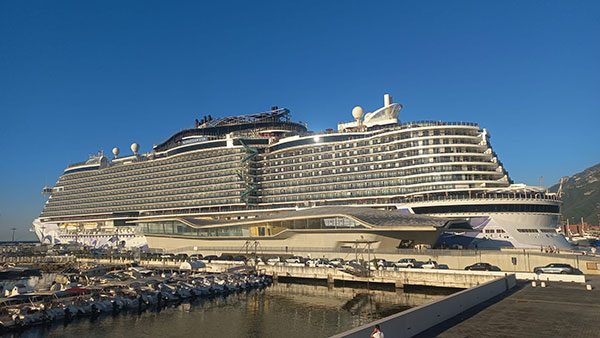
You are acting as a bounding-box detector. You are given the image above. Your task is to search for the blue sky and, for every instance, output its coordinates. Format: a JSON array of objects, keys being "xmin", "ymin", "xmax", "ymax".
[{"xmin": 1, "ymin": 1, "xmax": 599, "ymax": 240}]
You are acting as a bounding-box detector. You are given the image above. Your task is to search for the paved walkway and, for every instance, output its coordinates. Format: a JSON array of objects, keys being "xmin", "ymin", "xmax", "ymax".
[{"xmin": 417, "ymin": 276, "xmax": 600, "ymax": 338}]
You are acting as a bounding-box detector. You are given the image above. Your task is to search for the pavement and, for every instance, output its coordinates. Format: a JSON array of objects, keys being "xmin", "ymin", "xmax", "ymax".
[{"xmin": 416, "ymin": 276, "xmax": 600, "ymax": 338}]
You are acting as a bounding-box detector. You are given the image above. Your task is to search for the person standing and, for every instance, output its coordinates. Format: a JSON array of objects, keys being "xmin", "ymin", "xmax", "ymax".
[{"xmin": 370, "ymin": 324, "xmax": 384, "ymax": 338}]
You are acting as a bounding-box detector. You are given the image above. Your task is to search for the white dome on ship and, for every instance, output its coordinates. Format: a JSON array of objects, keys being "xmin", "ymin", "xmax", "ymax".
[
  {"xmin": 112, "ymin": 147, "xmax": 120, "ymax": 158},
  {"xmin": 131, "ymin": 143, "xmax": 139, "ymax": 155},
  {"xmin": 352, "ymin": 106, "xmax": 364, "ymax": 121}
]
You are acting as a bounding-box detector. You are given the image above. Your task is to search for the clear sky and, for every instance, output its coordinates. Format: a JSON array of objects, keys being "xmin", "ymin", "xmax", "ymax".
[{"xmin": 1, "ymin": 1, "xmax": 599, "ymax": 241}]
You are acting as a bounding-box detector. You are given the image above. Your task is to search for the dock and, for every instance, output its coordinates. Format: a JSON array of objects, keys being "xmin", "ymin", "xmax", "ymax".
[{"xmin": 420, "ymin": 275, "xmax": 600, "ymax": 337}]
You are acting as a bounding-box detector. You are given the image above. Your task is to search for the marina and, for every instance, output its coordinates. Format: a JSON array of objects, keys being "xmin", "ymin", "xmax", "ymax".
[
  {"xmin": 0, "ymin": 257, "xmax": 460, "ymax": 338},
  {"xmin": 0, "ymin": 245, "xmax": 596, "ymax": 337},
  {"xmin": 0, "ymin": 263, "xmax": 272, "ymax": 334}
]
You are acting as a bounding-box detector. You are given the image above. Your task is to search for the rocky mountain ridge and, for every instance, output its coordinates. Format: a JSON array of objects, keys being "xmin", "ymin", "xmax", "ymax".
[{"xmin": 549, "ymin": 163, "xmax": 600, "ymax": 226}]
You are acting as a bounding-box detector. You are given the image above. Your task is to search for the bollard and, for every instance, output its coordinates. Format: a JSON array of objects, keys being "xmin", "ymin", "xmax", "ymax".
[
  {"xmin": 541, "ymin": 281, "xmax": 546, "ymax": 288},
  {"xmin": 586, "ymin": 284, "xmax": 592, "ymax": 291},
  {"xmin": 531, "ymin": 281, "xmax": 536, "ymax": 287}
]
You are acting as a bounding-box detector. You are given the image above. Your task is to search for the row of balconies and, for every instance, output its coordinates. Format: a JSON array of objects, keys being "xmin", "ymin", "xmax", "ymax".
[
  {"xmin": 47, "ymin": 181, "xmax": 244, "ymax": 207},
  {"xmin": 56, "ymin": 162, "xmax": 242, "ymax": 193},
  {"xmin": 60, "ymin": 152, "xmax": 244, "ymax": 186},
  {"xmin": 260, "ymin": 168, "xmax": 503, "ymax": 189},
  {"xmin": 266, "ymin": 136, "xmax": 481, "ymax": 163},
  {"xmin": 260, "ymin": 146, "xmax": 487, "ymax": 173},
  {"xmin": 264, "ymin": 135, "xmax": 481, "ymax": 163},
  {"xmin": 260, "ymin": 175, "xmax": 501, "ymax": 196},
  {"xmin": 41, "ymin": 197, "xmax": 243, "ymax": 217},
  {"xmin": 268, "ymin": 128, "xmax": 480, "ymax": 156},
  {"xmin": 42, "ymin": 190, "xmax": 245, "ymax": 215},
  {"xmin": 259, "ymin": 185, "xmax": 461, "ymax": 204},
  {"xmin": 51, "ymin": 171, "xmax": 239, "ymax": 201},
  {"xmin": 61, "ymin": 148, "xmax": 245, "ymax": 182},
  {"xmin": 259, "ymin": 153, "xmax": 495, "ymax": 181}
]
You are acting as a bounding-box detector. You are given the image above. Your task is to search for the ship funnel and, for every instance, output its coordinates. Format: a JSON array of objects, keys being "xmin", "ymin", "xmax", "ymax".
[{"xmin": 384, "ymin": 94, "xmax": 392, "ymax": 106}]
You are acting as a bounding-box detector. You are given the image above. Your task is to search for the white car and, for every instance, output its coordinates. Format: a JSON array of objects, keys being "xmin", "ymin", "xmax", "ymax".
[
  {"xmin": 316, "ymin": 260, "xmax": 335, "ymax": 268},
  {"xmin": 306, "ymin": 259, "xmax": 321, "ymax": 267},
  {"xmin": 266, "ymin": 256, "xmax": 281, "ymax": 265},
  {"xmin": 285, "ymin": 256, "xmax": 303, "ymax": 263},
  {"xmin": 421, "ymin": 260, "xmax": 438, "ymax": 269},
  {"xmin": 395, "ymin": 258, "xmax": 417, "ymax": 268}
]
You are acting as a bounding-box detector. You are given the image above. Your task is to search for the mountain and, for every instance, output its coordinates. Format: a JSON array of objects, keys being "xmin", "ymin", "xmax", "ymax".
[{"xmin": 549, "ymin": 163, "xmax": 600, "ymax": 226}]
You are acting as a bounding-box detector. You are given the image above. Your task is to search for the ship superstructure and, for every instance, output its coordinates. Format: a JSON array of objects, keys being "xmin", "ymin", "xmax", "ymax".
[{"xmin": 33, "ymin": 94, "xmax": 569, "ymax": 250}]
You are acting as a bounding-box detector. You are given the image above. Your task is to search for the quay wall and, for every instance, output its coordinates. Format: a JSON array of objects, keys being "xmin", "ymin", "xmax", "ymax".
[
  {"xmin": 358, "ymin": 250, "xmax": 600, "ymax": 275},
  {"xmin": 264, "ymin": 265, "xmax": 507, "ymax": 288},
  {"xmin": 168, "ymin": 246, "xmax": 600, "ymax": 275},
  {"xmin": 331, "ymin": 274, "xmax": 517, "ymax": 338}
]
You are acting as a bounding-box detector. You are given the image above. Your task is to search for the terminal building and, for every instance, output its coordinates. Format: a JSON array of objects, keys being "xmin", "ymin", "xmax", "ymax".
[{"xmin": 133, "ymin": 207, "xmax": 472, "ymax": 253}]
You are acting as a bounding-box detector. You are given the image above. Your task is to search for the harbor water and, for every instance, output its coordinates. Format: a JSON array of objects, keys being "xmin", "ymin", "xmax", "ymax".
[{"xmin": 3, "ymin": 281, "xmax": 455, "ymax": 338}]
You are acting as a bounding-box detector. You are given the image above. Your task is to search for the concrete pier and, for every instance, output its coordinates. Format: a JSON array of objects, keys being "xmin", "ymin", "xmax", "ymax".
[
  {"xmin": 423, "ymin": 276, "xmax": 600, "ymax": 337},
  {"xmin": 332, "ymin": 274, "xmax": 517, "ymax": 338},
  {"xmin": 263, "ymin": 265, "xmax": 511, "ymax": 289}
]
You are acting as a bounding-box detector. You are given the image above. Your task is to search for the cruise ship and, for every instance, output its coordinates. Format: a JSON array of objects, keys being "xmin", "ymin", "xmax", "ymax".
[{"xmin": 32, "ymin": 94, "xmax": 571, "ymax": 251}]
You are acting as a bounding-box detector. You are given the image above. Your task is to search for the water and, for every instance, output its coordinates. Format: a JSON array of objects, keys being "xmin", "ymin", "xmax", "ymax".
[{"xmin": 3, "ymin": 282, "xmax": 455, "ymax": 338}]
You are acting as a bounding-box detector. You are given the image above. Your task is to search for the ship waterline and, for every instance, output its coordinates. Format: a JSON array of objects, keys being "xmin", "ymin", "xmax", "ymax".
[{"xmin": 33, "ymin": 94, "xmax": 569, "ymax": 250}]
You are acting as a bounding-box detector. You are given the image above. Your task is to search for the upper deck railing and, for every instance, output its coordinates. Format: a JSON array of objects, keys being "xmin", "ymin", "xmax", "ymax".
[{"xmin": 336, "ymin": 120, "xmax": 480, "ymax": 130}]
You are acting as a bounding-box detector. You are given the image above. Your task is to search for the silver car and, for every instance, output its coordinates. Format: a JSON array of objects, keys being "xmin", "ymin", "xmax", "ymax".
[
  {"xmin": 533, "ymin": 263, "xmax": 575, "ymax": 274},
  {"xmin": 395, "ymin": 258, "xmax": 417, "ymax": 268}
]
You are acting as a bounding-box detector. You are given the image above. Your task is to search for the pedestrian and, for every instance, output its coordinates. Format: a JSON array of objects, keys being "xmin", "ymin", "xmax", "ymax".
[{"xmin": 370, "ymin": 324, "xmax": 384, "ymax": 338}]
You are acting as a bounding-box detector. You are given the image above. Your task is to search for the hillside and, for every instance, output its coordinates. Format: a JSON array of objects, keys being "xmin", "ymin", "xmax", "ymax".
[{"xmin": 549, "ymin": 163, "xmax": 600, "ymax": 226}]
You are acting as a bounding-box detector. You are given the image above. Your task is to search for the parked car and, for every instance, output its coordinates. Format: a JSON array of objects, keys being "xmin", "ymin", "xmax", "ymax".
[
  {"xmin": 381, "ymin": 261, "xmax": 396, "ymax": 270},
  {"xmin": 266, "ymin": 256, "xmax": 281, "ymax": 265},
  {"xmin": 421, "ymin": 260, "xmax": 438, "ymax": 269},
  {"xmin": 306, "ymin": 258, "xmax": 333, "ymax": 268},
  {"xmin": 217, "ymin": 254, "xmax": 234, "ymax": 261},
  {"xmin": 202, "ymin": 255, "xmax": 218, "ymax": 262},
  {"xmin": 316, "ymin": 259, "xmax": 336, "ymax": 268},
  {"xmin": 395, "ymin": 258, "xmax": 417, "ymax": 268},
  {"xmin": 367, "ymin": 259, "xmax": 387, "ymax": 271},
  {"xmin": 329, "ymin": 258, "xmax": 345, "ymax": 265},
  {"xmin": 534, "ymin": 263, "xmax": 575, "ymax": 274},
  {"xmin": 465, "ymin": 262, "xmax": 495, "ymax": 271},
  {"xmin": 189, "ymin": 254, "xmax": 203, "ymax": 261},
  {"xmin": 286, "ymin": 256, "xmax": 303, "ymax": 263},
  {"xmin": 305, "ymin": 259, "xmax": 318, "ymax": 267},
  {"xmin": 175, "ymin": 253, "xmax": 189, "ymax": 260}
]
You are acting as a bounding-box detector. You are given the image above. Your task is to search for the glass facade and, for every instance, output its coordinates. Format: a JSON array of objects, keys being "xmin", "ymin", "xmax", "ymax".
[{"xmin": 136, "ymin": 216, "xmax": 366, "ymax": 238}]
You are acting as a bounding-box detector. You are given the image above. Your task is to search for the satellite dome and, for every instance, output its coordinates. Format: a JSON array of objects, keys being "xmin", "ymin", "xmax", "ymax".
[
  {"xmin": 112, "ymin": 147, "xmax": 120, "ymax": 158},
  {"xmin": 352, "ymin": 106, "xmax": 365, "ymax": 121},
  {"xmin": 130, "ymin": 143, "xmax": 140, "ymax": 155}
]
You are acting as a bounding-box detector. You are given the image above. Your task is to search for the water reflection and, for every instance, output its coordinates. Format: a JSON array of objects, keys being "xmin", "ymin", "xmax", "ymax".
[{"xmin": 3, "ymin": 281, "xmax": 455, "ymax": 338}]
